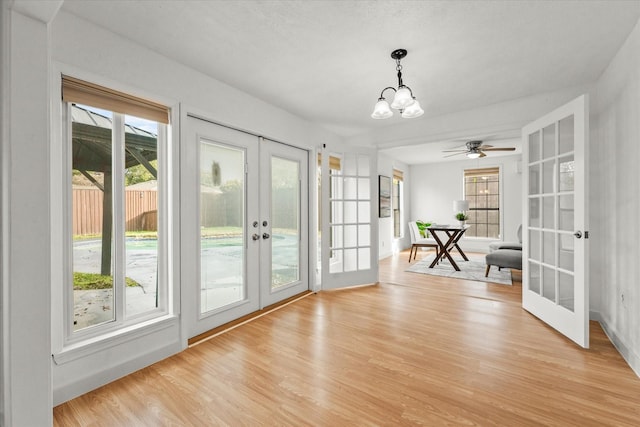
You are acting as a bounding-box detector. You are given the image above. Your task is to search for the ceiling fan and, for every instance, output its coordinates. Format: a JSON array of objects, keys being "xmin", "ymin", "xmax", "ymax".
[{"xmin": 442, "ymin": 140, "xmax": 516, "ymax": 159}]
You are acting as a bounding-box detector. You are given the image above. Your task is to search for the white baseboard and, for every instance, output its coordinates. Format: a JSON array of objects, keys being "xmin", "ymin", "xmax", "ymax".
[
  {"xmin": 595, "ymin": 313, "xmax": 640, "ymax": 379},
  {"xmin": 53, "ymin": 340, "xmax": 183, "ymax": 406}
]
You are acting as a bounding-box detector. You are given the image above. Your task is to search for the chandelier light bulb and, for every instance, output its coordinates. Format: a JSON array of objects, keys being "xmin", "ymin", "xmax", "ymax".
[
  {"xmin": 390, "ymin": 86, "xmax": 415, "ymax": 110},
  {"xmin": 401, "ymin": 98, "xmax": 424, "ymax": 119},
  {"xmin": 371, "ymin": 99, "xmax": 393, "ymax": 119}
]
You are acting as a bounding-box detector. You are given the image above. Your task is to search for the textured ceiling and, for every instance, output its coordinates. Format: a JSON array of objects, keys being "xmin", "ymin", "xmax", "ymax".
[{"xmin": 61, "ymin": 0, "xmax": 640, "ymax": 161}]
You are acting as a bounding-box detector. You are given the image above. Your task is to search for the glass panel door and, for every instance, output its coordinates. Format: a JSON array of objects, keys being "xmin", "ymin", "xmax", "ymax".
[
  {"xmin": 522, "ymin": 95, "xmax": 588, "ymax": 348},
  {"xmin": 183, "ymin": 115, "xmax": 259, "ymax": 338},
  {"xmin": 184, "ymin": 117, "xmax": 310, "ymax": 338},
  {"xmin": 260, "ymin": 138, "xmax": 309, "ymax": 307},
  {"xmin": 321, "ymin": 144, "xmax": 377, "ymax": 290}
]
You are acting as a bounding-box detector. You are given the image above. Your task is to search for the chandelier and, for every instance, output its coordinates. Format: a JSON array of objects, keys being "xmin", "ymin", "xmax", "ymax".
[{"xmin": 371, "ymin": 49, "xmax": 424, "ymax": 119}]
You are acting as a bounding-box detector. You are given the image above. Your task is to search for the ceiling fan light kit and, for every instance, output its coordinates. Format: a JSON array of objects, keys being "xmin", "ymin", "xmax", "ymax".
[{"xmin": 371, "ymin": 49, "xmax": 424, "ymax": 120}]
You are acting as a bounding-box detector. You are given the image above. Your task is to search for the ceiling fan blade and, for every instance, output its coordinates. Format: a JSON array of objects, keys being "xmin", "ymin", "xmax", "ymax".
[
  {"xmin": 442, "ymin": 149, "xmax": 468, "ymax": 153},
  {"xmin": 479, "ymin": 151, "xmax": 487, "ymax": 158},
  {"xmin": 478, "ymin": 144, "xmax": 494, "ymax": 149},
  {"xmin": 444, "ymin": 152, "xmax": 465, "ymax": 158},
  {"xmin": 481, "ymin": 147, "xmax": 516, "ymax": 151}
]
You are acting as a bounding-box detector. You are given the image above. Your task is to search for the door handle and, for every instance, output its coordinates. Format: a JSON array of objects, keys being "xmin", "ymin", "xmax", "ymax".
[
  {"xmin": 263, "ymin": 233, "xmax": 270, "ymax": 240},
  {"xmin": 252, "ymin": 233, "xmax": 261, "ymax": 241},
  {"xmin": 574, "ymin": 231, "xmax": 582, "ymax": 239}
]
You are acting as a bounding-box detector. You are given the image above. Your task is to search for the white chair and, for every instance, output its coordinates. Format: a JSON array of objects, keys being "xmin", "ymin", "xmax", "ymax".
[{"xmin": 408, "ymin": 221, "xmax": 439, "ymax": 262}]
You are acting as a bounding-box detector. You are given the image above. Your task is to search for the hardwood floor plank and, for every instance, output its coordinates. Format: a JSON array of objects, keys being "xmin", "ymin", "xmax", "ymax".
[{"xmin": 54, "ymin": 251, "xmax": 640, "ymax": 426}]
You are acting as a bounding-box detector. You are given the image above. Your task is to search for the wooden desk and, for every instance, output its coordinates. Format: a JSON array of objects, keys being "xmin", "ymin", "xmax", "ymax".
[{"xmin": 427, "ymin": 225, "xmax": 470, "ymax": 271}]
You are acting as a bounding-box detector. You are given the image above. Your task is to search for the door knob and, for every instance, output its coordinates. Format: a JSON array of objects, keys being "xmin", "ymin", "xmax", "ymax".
[
  {"xmin": 252, "ymin": 233, "xmax": 261, "ymax": 241},
  {"xmin": 263, "ymin": 233, "xmax": 270, "ymax": 239},
  {"xmin": 574, "ymin": 231, "xmax": 582, "ymax": 239}
]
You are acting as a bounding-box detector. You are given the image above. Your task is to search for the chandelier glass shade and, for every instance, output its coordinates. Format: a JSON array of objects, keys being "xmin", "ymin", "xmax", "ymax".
[{"xmin": 371, "ymin": 49, "xmax": 424, "ymax": 120}]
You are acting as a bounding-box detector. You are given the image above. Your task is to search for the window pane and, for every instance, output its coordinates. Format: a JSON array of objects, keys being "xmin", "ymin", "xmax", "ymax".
[
  {"xmin": 344, "ymin": 225, "xmax": 357, "ymax": 247},
  {"xmin": 543, "ymin": 123, "xmax": 556, "ymax": 160},
  {"xmin": 344, "ymin": 248, "xmax": 357, "ymax": 272},
  {"xmin": 330, "ymin": 225, "xmax": 343, "ymax": 249},
  {"xmin": 559, "ymin": 271, "xmax": 574, "ymax": 311},
  {"xmin": 271, "ymin": 156, "xmax": 300, "ymax": 289},
  {"xmin": 464, "ymin": 168, "xmax": 500, "ymax": 238},
  {"xmin": 72, "ymin": 104, "xmax": 114, "ymax": 331},
  {"xmin": 529, "ymin": 262, "xmax": 541, "ymax": 294},
  {"xmin": 529, "ymin": 131, "xmax": 541, "ymax": 163},
  {"xmin": 529, "ymin": 163, "xmax": 540, "ymax": 195},
  {"xmin": 358, "ymin": 248, "xmax": 371, "ymax": 270},
  {"xmin": 529, "ymin": 229, "xmax": 541, "ymax": 262},
  {"xmin": 200, "ymin": 141, "xmax": 245, "ymax": 313},
  {"xmin": 529, "ymin": 197, "xmax": 541, "ymax": 228},
  {"xmin": 559, "ymin": 115, "xmax": 574, "ymax": 155},
  {"xmin": 124, "ymin": 114, "xmax": 159, "ymax": 318},
  {"xmin": 542, "ymin": 266, "xmax": 556, "ymax": 302},
  {"xmin": 343, "ymin": 177, "xmax": 357, "ymax": 199},
  {"xmin": 559, "ymin": 156, "xmax": 574, "ymax": 192},
  {"xmin": 558, "ymin": 195, "xmax": 574, "ymax": 231}
]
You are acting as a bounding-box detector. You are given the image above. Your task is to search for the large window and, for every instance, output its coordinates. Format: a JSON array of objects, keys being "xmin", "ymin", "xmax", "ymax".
[
  {"xmin": 392, "ymin": 169, "xmax": 403, "ymax": 238},
  {"xmin": 62, "ymin": 76, "xmax": 170, "ymax": 339},
  {"xmin": 464, "ymin": 167, "xmax": 500, "ymax": 239}
]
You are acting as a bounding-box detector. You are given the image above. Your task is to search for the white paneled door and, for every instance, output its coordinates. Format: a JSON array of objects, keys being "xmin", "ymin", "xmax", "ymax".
[
  {"xmin": 183, "ymin": 115, "xmax": 309, "ymax": 338},
  {"xmin": 522, "ymin": 95, "xmax": 589, "ymax": 348}
]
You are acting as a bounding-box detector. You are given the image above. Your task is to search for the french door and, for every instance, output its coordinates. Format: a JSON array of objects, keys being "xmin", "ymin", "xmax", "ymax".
[
  {"xmin": 320, "ymin": 143, "xmax": 378, "ymax": 290},
  {"xmin": 522, "ymin": 95, "xmax": 589, "ymax": 348},
  {"xmin": 182, "ymin": 115, "xmax": 308, "ymax": 338}
]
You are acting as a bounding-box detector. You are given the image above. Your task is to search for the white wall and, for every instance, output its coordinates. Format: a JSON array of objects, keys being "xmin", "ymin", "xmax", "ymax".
[
  {"xmin": 409, "ymin": 154, "xmax": 522, "ymax": 253},
  {"xmin": 2, "ymin": 4, "xmax": 56, "ymax": 425},
  {"xmin": 378, "ymin": 153, "xmax": 411, "ymax": 259},
  {"xmin": 590, "ymin": 17, "xmax": 640, "ymax": 376}
]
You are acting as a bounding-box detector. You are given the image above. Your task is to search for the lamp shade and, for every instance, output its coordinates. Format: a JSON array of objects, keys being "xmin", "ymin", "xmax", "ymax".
[
  {"xmin": 401, "ymin": 99, "xmax": 424, "ymax": 118},
  {"xmin": 467, "ymin": 151, "xmax": 481, "ymax": 159},
  {"xmin": 390, "ymin": 86, "xmax": 415, "ymax": 109},
  {"xmin": 371, "ymin": 99, "xmax": 393, "ymax": 119},
  {"xmin": 453, "ymin": 200, "xmax": 469, "ymax": 213}
]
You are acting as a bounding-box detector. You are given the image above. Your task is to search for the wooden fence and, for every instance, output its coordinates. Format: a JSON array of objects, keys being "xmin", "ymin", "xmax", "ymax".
[
  {"xmin": 73, "ymin": 186, "xmax": 297, "ymax": 236},
  {"xmin": 72, "ymin": 188, "xmax": 157, "ymax": 236}
]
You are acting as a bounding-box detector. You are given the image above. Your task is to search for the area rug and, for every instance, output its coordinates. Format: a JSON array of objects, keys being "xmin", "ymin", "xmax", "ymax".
[{"xmin": 406, "ymin": 253, "xmax": 512, "ymax": 286}]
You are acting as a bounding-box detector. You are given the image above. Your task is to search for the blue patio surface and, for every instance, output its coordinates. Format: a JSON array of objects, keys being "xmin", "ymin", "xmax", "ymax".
[{"xmin": 72, "ymin": 234, "xmax": 299, "ymax": 329}]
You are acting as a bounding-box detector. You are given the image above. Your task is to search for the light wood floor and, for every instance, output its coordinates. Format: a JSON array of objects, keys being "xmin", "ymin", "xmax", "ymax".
[{"xmin": 54, "ymin": 251, "xmax": 640, "ymax": 426}]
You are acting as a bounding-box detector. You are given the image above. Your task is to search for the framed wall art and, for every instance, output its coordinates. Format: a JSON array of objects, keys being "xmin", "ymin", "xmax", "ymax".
[{"xmin": 379, "ymin": 175, "xmax": 391, "ymax": 218}]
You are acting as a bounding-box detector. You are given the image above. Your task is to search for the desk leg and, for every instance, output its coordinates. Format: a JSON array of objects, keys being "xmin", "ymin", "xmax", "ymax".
[
  {"xmin": 451, "ymin": 228, "xmax": 469, "ymax": 261},
  {"xmin": 429, "ymin": 231, "xmax": 461, "ymax": 271},
  {"xmin": 441, "ymin": 232, "xmax": 461, "ymax": 271},
  {"xmin": 428, "ymin": 232, "xmax": 447, "ymax": 268}
]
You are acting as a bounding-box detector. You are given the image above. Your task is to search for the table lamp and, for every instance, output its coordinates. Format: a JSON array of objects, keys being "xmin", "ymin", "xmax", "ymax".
[
  {"xmin": 453, "ymin": 200, "xmax": 469, "ymax": 214},
  {"xmin": 453, "ymin": 200, "xmax": 469, "ymax": 224}
]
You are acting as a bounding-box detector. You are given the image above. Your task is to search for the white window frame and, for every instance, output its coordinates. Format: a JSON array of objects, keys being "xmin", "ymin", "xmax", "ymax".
[
  {"xmin": 462, "ymin": 166, "xmax": 504, "ymax": 240},
  {"xmin": 51, "ymin": 71, "xmax": 174, "ymax": 358}
]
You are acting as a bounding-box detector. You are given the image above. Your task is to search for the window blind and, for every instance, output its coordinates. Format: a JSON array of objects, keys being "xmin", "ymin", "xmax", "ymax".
[
  {"xmin": 317, "ymin": 153, "xmax": 342, "ymax": 171},
  {"xmin": 464, "ymin": 167, "xmax": 499, "ymax": 178},
  {"xmin": 62, "ymin": 75, "xmax": 169, "ymax": 124}
]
